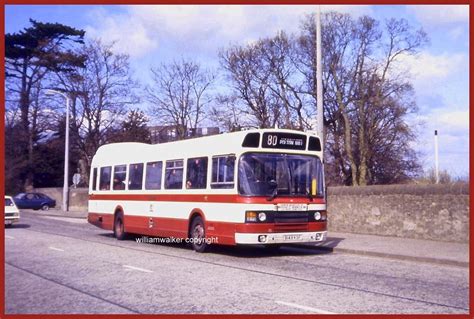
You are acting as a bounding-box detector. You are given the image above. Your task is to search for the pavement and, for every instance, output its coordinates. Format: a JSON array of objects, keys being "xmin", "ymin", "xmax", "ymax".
[{"xmin": 28, "ymin": 208, "xmax": 469, "ymax": 268}]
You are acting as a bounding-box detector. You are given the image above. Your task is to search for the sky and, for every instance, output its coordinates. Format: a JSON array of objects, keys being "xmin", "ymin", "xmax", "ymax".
[{"xmin": 5, "ymin": 5, "xmax": 470, "ymax": 178}]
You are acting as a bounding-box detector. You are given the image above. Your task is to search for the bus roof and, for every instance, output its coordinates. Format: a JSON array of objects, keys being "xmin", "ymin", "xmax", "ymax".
[{"xmin": 91, "ymin": 128, "xmax": 322, "ymax": 167}]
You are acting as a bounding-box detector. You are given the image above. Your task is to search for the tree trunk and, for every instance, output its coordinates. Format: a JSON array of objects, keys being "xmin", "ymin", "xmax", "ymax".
[{"xmin": 342, "ymin": 112, "xmax": 358, "ymax": 186}]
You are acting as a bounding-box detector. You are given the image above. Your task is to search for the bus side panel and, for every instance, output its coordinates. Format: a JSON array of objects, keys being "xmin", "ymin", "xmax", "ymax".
[
  {"xmin": 88, "ymin": 212, "xmax": 114, "ymax": 231},
  {"xmin": 123, "ymin": 215, "xmax": 188, "ymax": 239},
  {"xmin": 206, "ymin": 221, "xmax": 236, "ymax": 245}
]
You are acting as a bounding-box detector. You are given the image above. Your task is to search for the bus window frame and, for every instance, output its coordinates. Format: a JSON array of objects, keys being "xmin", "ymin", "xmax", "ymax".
[
  {"xmin": 165, "ymin": 159, "xmax": 184, "ymax": 190},
  {"xmin": 91, "ymin": 167, "xmax": 98, "ymax": 191},
  {"xmin": 186, "ymin": 156, "xmax": 208, "ymax": 190},
  {"xmin": 145, "ymin": 161, "xmax": 163, "ymax": 190},
  {"xmin": 99, "ymin": 166, "xmax": 112, "ymax": 191},
  {"xmin": 128, "ymin": 163, "xmax": 145, "ymax": 190},
  {"xmin": 211, "ymin": 154, "xmax": 236, "ymax": 189},
  {"xmin": 113, "ymin": 164, "xmax": 127, "ymax": 191}
]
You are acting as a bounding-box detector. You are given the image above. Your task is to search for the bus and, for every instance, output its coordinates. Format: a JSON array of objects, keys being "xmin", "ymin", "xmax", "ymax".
[{"xmin": 88, "ymin": 129, "xmax": 327, "ymax": 252}]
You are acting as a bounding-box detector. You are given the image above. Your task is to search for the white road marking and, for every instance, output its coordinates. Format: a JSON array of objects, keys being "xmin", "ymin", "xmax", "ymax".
[
  {"xmin": 42, "ymin": 216, "xmax": 87, "ymax": 224},
  {"xmin": 48, "ymin": 246, "xmax": 65, "ymax": 252},
  {"xmin": 5, "ymin": 235, "xmax": 15, "ymax": 239},
  {"xmin": 275, "ymin": 300, "xmax": 335, "ymax": 314},
  {"xmin": 122, "ymin": 265, "xmax": 154, "ymax": 273}
]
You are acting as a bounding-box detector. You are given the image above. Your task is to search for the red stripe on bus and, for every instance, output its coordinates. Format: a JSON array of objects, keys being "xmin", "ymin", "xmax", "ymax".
[
  {"xmin": 88, "ymin": 193, "xmax": 325, "ymax": 204},
  {"xmin": 88, "ymin": 212, "xmax": 327, "ymax": 246}
]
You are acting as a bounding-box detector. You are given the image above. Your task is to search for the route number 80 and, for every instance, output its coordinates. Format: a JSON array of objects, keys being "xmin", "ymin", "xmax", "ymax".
[{"xmin": 267, "ymin": 135, "xmax": 278, "ymax": 146}]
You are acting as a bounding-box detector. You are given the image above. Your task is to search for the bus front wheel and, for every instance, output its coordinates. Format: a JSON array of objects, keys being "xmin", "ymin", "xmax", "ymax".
[
  {"xmin": 114, "ymin": 211, "xmax": 127, "ymax": 240},
  {"xmin": 190, "ymin": 216, "xmax": 207, "ymax": 253}
]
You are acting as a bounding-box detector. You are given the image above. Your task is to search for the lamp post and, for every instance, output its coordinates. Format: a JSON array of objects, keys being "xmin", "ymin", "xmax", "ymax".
[
  {"xmin": 434, "ymin": 130, "xmax": 439, "ymax": 184},
  {"xmin": 316, "ymin": 5, "xmax": 324, "ymax": 146},
  {"xmin": 46, "ymin": 89, "xmax": 70, "ymax": 212}
]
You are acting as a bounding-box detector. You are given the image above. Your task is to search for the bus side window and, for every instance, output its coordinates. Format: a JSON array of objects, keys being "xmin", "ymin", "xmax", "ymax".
[
  {"xmin": 211, "ymin": 155, "xmax": 235, "ymax": 189},
  {"xmin": 165, "ymin": 160, "xmax": 183, "ymax": 189},
  {"xmin": 145, "ymin": 161, "xmax": 163, "ymax": 190},
  {"xmin": 113, "ymin": 165, "xmax": 127, "ymax": 190},
  {"xmin": 186, "ymin": 157, "xmax": 208, "ymax": 189},
  {"xmin": 129, "ymin": 163, "xmax": 144, "ymax": 190},
  {"xmin": 99, "ymin": 166, "xmax": 112, "ymax": 191},
  {"xmin": 92, "ymin": 167, "xmax": 98, "ymax": 191}
]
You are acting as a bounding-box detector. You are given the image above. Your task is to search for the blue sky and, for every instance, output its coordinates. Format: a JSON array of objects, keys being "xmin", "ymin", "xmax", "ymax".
[{"xmin": 6, "ymin": 5, "xmax": 469, "ymax": 177}]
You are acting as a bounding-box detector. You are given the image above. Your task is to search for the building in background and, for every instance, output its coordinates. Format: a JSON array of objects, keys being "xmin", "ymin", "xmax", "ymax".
[{"xmin": 148, "ymin": 125, "xmax": 220, "ymax": 144}]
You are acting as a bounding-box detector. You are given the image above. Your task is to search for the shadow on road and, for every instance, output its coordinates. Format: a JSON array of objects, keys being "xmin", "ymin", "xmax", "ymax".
[
  {"xmin": 5, "ymin": 223, "xmax": 31, "ymax": 229},
  {"xmin": 97, "ymin": 232, "xmax": 345, "ymax": 258}
]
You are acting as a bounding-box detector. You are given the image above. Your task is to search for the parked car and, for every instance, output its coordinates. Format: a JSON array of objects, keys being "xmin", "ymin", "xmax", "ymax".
[
  {"xmin": 5, "ymin": 196, "xmax": 20, "ymax": 226},
  {"xmin": 13, "ymin": 192, "xmax": 56, "ymax": 211}
]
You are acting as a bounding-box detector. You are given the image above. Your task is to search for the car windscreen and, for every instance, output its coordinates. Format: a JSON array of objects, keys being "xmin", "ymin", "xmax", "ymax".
[
  {"xmin": 5, "ymin": 198, "xmax": 14, "ymax": 206},
  {"xmin": 238, "ymin": 153, "xmax": 324, "ymax": 197}
]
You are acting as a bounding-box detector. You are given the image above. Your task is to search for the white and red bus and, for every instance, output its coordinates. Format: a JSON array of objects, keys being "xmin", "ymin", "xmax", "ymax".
[{"xmin": 88, "ymin": 129, "xmax": 327, "ymax": 252}]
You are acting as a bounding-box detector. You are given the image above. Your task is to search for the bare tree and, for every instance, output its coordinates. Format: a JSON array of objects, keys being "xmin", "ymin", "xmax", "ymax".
[
  {"xmin": 56, "ymin": 39, "xmax": 139, "ymax": 182},
  {"xmin": 299, "ymin": 12, "xmax": 427, "ymax": 185},
  {"xmin": 220, "ymin": 44, "xmax": 278, "ymax": 128},
  {"xmin": 147, "ymin": 59, "xmax": 215, "ymax": 140},
  {"xmin": 220, "ymin": 33, "xmax": 314, "ymax": 130},
  {"xmin": 209, "ymin": 94, "xmax": 248, "ymax": 132}
]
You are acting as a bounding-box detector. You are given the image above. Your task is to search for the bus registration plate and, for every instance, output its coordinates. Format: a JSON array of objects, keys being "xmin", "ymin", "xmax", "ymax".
[
  {"xmin": 284, "ymin": 234, "xmax": 302, "ymax": 241},
  {"xmin": 277, "ymin": 204, "xmax": 308, "ymax": 211}
]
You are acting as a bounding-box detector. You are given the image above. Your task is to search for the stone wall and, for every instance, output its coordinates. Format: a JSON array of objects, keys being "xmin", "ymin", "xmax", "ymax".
[
  {"xmin": 327, "ymin": 184, "xmax": 469, "ymax": 243},
  {"xmin": 34, "ymin": 187, "xmax": 88, "ymax": 212},
  {"xmin": 35, "ymin": 183, "xmax": 469, "ymax": 243}
]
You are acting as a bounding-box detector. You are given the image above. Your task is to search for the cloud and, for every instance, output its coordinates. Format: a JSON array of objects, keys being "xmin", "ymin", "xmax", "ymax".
[
  {"xmin": 85, "ymin": 8, "xmax": 158, "ymax": 58},
  {"xmin": 438, "ymin": 110, "xmax": 469, "ymax": 128},
  {"xmin": 414, "ymin": 108, "xmax": 469, "ymax": 176},
  {"xmin": 408, "ymin": 5, "xmax": 469, "ymax": 27},
  {"xmin": 85, "ymin": 5, "xmax": 373, "ymax": 58},
  {"xmin": 396, "ymin": 51, "xmax": 466, "ymax": 93}
]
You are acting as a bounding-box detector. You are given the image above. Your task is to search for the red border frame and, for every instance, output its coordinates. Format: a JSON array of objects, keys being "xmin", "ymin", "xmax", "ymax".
[{"xmin": 2, "ymin": 2, "xmax": 472, "ymax": 319}]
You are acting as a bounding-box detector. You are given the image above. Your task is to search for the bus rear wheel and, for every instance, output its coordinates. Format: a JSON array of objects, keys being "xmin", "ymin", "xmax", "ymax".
[
  {"xmin": 114, "ymin": 211, "xmax": 127, "ymax": 240},
  {"xmin": 190, "ymin": 216, "xmax": 207, "ymax": 253}
]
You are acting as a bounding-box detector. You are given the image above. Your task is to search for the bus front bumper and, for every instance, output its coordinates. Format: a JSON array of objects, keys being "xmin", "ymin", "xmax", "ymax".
[{"xmin": 235, "ymin": 231, "xmax": 327, "ymax": 244}]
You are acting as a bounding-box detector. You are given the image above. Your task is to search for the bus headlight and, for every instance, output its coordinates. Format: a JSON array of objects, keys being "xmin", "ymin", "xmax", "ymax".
[
  {"xmin": 314, "ymin": 212, "xmax": 322, "ymax": 221},
  {"xmin": 258, "ymin": 212, "xmax": 267, "ymax": 222},
  {"xmin": 321, "ymin": 211, "xmax": 327, "ymax": 221}
]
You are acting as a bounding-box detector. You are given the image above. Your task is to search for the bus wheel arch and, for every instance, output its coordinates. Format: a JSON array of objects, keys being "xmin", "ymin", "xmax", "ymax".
[
  {"xmin": 113, "ymin": 206, "xmax": 127, "ymax": 240},
  {"xmin": 188, "ymin": 210, "xmax": 208, "ymax": 253}
]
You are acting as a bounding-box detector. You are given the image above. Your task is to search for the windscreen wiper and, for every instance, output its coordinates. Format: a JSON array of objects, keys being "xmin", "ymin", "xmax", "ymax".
[{"xmin": 267, "ymin": 181, "xmax": 278, "ymax": 201}]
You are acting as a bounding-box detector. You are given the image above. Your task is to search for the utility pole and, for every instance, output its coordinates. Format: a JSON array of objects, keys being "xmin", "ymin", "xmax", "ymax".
[
  {"xmin": 46, "ymin": 89, "xmax": 70, "ymax": 211},
  {"xmin": 434, "ymin": 130, "xmax": 439, "ymax": 184},
  {"xmin": 316, "ymin": 5, "xmax": 324, "ymax": 147}
]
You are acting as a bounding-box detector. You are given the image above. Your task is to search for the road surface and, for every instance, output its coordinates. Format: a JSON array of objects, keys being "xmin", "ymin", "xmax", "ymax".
[{"xmin": 5, "ymin": 211, "xmax": 469, "ymax": 314}]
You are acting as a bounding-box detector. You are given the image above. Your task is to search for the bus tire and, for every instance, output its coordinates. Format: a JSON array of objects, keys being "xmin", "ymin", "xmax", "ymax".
[
  {"xmin": 114, "ymin": 211, "xmax": 127, "ymax": 240},
  {"xmin": 190, "ymin": 216, "xmax": 207, "ymax": 253}
]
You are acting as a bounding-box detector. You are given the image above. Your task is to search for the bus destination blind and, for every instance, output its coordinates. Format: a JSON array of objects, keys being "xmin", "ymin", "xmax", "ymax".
[{"xmin": 262, "ymin": 132, "xmax": 306, "ymax": 150}]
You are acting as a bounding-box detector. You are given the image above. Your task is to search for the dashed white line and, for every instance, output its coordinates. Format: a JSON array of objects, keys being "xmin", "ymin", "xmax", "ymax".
[
  {"xmin": 5, "ymin": 235, "xmax": 15, "ymax": 239},
  {"xmin": 48, "ymin": 246, "xmax": 65, "ymax": 252},
  {"xmin": 122, "ymin": 265, "xmax": 154, "ymax": 273},
  {"xmin": 275, "ymin": 300, "xmax": 335, "ymax": 314}
]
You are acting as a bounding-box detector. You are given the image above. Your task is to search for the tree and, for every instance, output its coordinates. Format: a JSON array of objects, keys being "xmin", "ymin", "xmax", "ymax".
[
  {"xmin": 108, "ymin": 109, "xmax": 151, "ymax": 143},
  {"xmin": 209, "ymin": 94, "xmax": 247, "ymax": 132},
  {"xmin": 147, "ymin": 59, "xmax": 215, "ymax": 140},
  {"xmin": 220, "ymin": 40, "xmax": 280, "ymax": 128},
  {"xmin": 298, "ymin": 13, "xmax": 427, "ymax": 185},
  {"xmin": 220, "ymin": 32, "xmax": 315, "ymax": 130},
  {"xmin": 55, "ymin": 39, "xmax": 139, "ymax": 183},
  {"xmin": 5, "ymin": 19, "xmax": 85, "ymax": 189}
]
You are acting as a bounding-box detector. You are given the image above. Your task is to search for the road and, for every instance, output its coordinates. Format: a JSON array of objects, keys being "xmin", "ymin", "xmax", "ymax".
[{"xmin": 5, "ymin": 211, "xmax": 469, "ymax": 314}]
